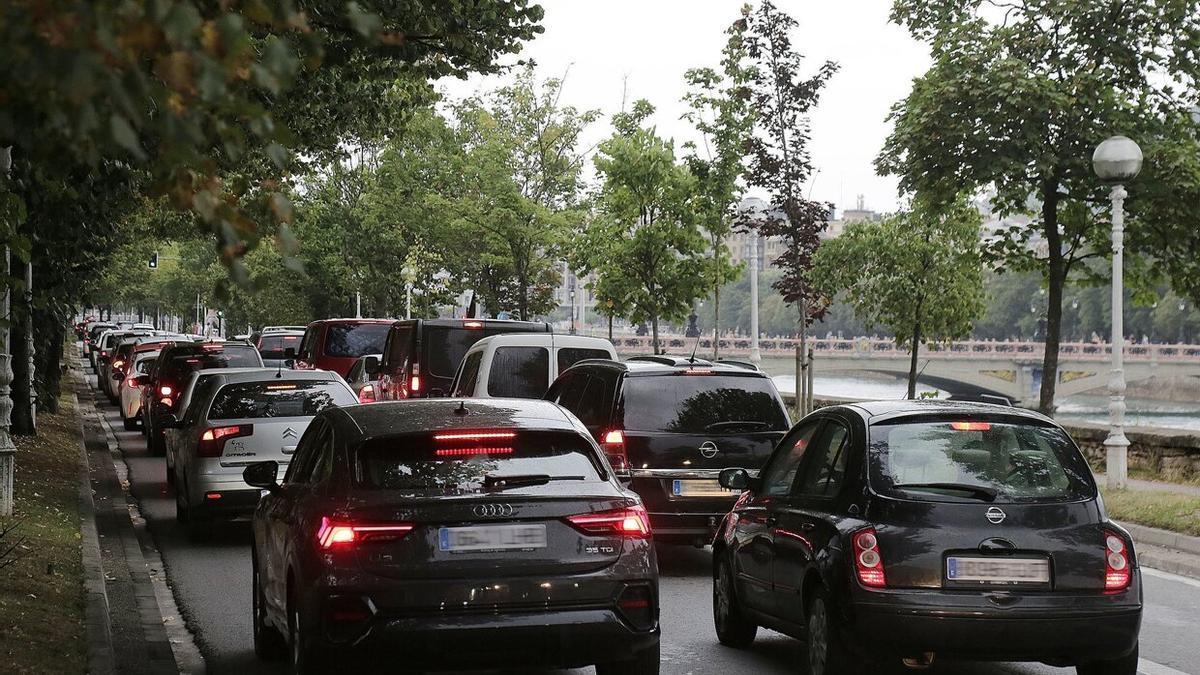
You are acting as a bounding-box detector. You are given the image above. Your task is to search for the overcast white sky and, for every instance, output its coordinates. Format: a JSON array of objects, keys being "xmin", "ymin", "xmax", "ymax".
[{"xmin": 439, "ymin": 0, "xmax": 930, "ymax": 214}]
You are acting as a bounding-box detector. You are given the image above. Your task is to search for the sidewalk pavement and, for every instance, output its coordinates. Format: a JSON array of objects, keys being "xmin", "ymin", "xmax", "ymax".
[
  {"xmin": 73, "ymin": 357, "xmax": 184, "ymax": 675},
  {"xmin": 1093, "ymin": 472, "xmax": 1200, "ymax": 578}
]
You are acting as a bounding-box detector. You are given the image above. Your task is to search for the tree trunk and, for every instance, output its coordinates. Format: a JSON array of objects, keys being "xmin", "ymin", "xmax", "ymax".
[
  {"xmin": 797, "ymin": 299, "xmax": 808, "ymax": 418},
  {"xmin": 1039, "ymin": 181, "xmax": 1064, "ymax": 414},
  {"xmin": 651, "ymin": 315, "xmax": 661, "ymax": 355},
  {"xmin": 32, "ymin": 308, "xmax": 62, "ymax": 415},
  {"xmin": 712, "ymin": 283, "xmax": 721, "ymax": 359},
  {"xmin": 907, "ymin": 318, "xmax": 921, "ymax": 400},
  {"xmin": 11, "ymin": 308, "xmax": 33, "ymax": 436}
]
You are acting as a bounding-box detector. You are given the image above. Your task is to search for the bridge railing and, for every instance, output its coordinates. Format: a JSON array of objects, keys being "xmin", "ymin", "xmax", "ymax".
[{"xmin": 611, "ymin": 335, "xmax": 1200, "ymax": 362}]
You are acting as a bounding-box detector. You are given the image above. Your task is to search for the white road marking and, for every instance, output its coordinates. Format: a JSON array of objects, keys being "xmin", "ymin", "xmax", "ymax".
[
  {"xmin": 1140, "ymin": 659, "xmax": 1192, "ymax": 675},
  {"xmin": 1142, "ymin": 566, "xmax": 1200, "ymax": 590}
]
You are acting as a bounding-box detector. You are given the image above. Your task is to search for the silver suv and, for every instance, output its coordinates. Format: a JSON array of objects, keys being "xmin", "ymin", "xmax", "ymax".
[{"xmin": 167, "ymin": 368, "xmax": 357, "ymax": 537}]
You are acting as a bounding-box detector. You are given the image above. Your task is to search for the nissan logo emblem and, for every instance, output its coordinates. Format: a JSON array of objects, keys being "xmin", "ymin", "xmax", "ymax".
[
  {"xmin": 473, "ymin": 503, "xmax": 514, "ymax": 518},
  {"xmin": 699, "ymin": 441, "xmax": 719, "ymax": 459},
  {"xmin": 985, "ymin": 507, "xmax": 1007, "ymax": 525}
]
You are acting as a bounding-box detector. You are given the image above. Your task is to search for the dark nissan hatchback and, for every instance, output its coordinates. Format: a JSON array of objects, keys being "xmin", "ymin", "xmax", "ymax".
[
  {"xmin": 244, "ymin": 398, "xmax": 660, "ymax": 674},
  {"xmin": 712, "ymin": 401, "xmax": 1141, "ymax": 675}
]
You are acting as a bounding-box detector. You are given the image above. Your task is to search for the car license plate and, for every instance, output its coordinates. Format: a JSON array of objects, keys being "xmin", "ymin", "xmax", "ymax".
[
  {"xmin": 672, "ymin": 479, "xmax": 738, "ymax": 498},
  {"xmin": 946, "ymin": 556, "xmax": 1050, "ymax": 585},
  {"xmin": 438, "ymin": 524, "xmax": 547, "ymax": 552}
]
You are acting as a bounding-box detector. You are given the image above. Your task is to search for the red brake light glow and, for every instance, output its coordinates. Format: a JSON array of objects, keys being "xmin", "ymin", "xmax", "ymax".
[
  {"xmin": 434, "ymin": 431, "xmax": 517, "ymax": 442},
  {"xmin": 950, "ymin": 422, "xmax": 991, "ymax": 431},
  {"xmin": 410, "ymin": 375, "xmax": 421, "ymax": 393},
  {"xmin": 358, "ymin": 384, "xmax": 376, "ymax": 404},
  {"xmin": 464, "ymin": 320, "xmax": 483, "ymax": 329},
  {"xmin": 197, "ymin": 425, "xmax": 252, "ymax": 458},
  {"xmin": 601, "ymin": 429, "xmax": 629, "ymax": 475},
  {"xmin": 1104, "ymin": 531, "xmax": 1132, "ymax": 592},
  {"xmin": 567, "ymin": 506, "xmax": 651, "ymax": 538},
  {"xmin": 435, "ymin": 446, "xmax": 515, "ymax": 457},
  {"xmin": 112, "ymin": 359, "xmax": 125, "ymax": 371},
  {"xmin": 159, "ymin": 385, "xmax": 174, "ymax": 396},
  {"xmin": 317, "ymin": 516, "xmax": 414, "ymax": 550},
  {"xmin": 683, "ymin": 368, "xmax": 713, "ymax": 375},
  {"xmin": 853, "ymin": 527, "xmax": 887, "ymax": 588}
]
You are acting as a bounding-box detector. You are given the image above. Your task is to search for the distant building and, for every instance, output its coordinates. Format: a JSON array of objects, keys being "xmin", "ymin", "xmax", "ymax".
[{"xmin": 728, "ymin": 195, "xmax": 881, "ymax": 269}]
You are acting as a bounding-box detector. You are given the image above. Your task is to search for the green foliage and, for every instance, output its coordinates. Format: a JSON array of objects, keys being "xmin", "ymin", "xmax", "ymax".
[
  {"xmin": 813, "ymin": 199, "xmax": 984, "ymax": 397},
  {"xmin": 878, "ymin": 0, "xmax": 1200, "ymax": 410},
  {"xmin": 577, "ymin": 101, "xmax": 707, "ymax": 352}
]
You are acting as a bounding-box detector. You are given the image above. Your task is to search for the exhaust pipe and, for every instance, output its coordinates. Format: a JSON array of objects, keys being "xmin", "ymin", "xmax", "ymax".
[{"xmin": 902, "ymin": 653, "xmax": 936, "ymax": 669}]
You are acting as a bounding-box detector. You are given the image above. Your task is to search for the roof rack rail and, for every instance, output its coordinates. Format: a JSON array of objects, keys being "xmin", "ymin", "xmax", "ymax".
[
  {"xmin": 626, "ymin": 355, "xmax": 680, "ymax": 366},
  {"xmin": 715, "ymin": 358, "xmax": 761, "ymax": 371},
  {"xmin": 627, "ymin": 355, "xmax": 716, "ymax": 367}
]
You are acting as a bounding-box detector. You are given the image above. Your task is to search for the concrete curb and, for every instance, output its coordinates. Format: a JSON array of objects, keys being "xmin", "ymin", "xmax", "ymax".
[
  {"xmin": 77, "ymin": 386, "xmax": 116, "ymax": 675},
  {"xmin": 1120, "ymin": 521, "xmax": 1200, "ymax": 557}
]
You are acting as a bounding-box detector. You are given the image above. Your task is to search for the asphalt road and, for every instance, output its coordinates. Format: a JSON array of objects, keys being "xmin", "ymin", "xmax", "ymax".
[{"xmin": 91, "ymin": 382, "xmax": 1199, "ymax": 675}]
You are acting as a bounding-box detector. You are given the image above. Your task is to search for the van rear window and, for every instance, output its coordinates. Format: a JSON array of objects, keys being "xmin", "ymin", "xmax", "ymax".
[
  {"xmin": 868, "ymin": 420, "xmax": 1095, "ymax": 503},
  {"xmin": 208, "ymin": 380, "xmax": 356, "ymax": 419},
  {"xmin": 325, "ymin": 324, "xmax": 390, "ymax": 358},
  {"xmin": 620, "ymin": 375, "xmax": 789, "ymax": 434},
  {"xmin": 354, "ymin": 431, "xmax": 603, "ymax": 496},
  {"xmin": 258, "ymin": 334, "xmax": 302, "ymax": 359}
]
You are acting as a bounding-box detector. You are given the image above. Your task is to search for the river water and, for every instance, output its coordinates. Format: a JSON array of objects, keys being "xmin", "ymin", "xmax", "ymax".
[{"xmin": 757, "ymin": 357, "xmax": 1200, "ymax": 432}]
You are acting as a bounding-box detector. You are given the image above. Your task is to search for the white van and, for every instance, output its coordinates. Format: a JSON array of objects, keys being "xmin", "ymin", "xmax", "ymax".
[{"xmin": 449, "ymin": 334, "xmax": 618, "ymax": 399}]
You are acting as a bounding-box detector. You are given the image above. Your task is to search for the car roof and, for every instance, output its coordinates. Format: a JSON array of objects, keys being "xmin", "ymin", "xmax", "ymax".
[
  {"xmin": 161, "ymin": 341, "xmax": 255, "ymax": 355},
  {"xmin": 467, "ymin": 333, "xmax": 617, "ymax": 351},
  {"xmin": 566, "ymin": 355, "xmax": 772, "ymax": 378},
  {"xmin": 306, "ymin": 318, "xmax": 395, "ymax": 327},
  {"xmin": 331, "ymin": 398, "xmax": 579, "ymax": 440},
  {"xmin": 202, "ymin": 368, "xmax": 345, "ymax": 384},
  {"xmin": 390, "ymin": 318, "xmax": 550, "ymax": 330},
  {"xmin": 833, "ymin": 399, "xmax": 1054, "ymax": 425}
]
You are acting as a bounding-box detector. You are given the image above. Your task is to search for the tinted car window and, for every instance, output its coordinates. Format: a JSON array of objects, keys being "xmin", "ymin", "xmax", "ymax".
[
  {"xmin": 285, "ymin": 421, "xmax": 329, "ymax": 484},
  {"xmin": 324, "ymin": 323, "xmax": 390, "ymax": 358},
  {"xmin": 386, "ymin": 324, "xmax": 415, "ymax": 369},
  {"xmin": 355, "ymin": 431, "xmax": 603, "ymax": 496},
  {"xmin": 425, "ymin": 326, "xmax": 485, "ymax": 378},
  {"xmin": 207, "ymin": 381, "xmax": 355, "ymax": 419},
  {"xmin": 760, "ymin": 422, "xmax": 820, "ymax": 497},
  {"xmin": 257, "ymin": 333, "xmax": 302, "ymax": 359},
  {"xmin": 557, "ymin": 348, "xmax": 612, "ymax": 372},
  {"xmin": 452, "ymin": 351, "xmax": 483, "ymax": 397},
  {"xmin": 620, "ymin": 374, "xmax": 789, "ymax": 434},
  {"xmin": 869, "ymin": 419, "xmax": 1095, "ymax": 503},
  {"xmin": 487, "ymin": 347, "xmax": 549, "ymax": 398},
  {"xmin": 794, "ymin": 421, "xmax": 850, "ymax": 498},
  {"xmin": 158, "ymin": 346, "xmax": 262, "ymax": 382}
]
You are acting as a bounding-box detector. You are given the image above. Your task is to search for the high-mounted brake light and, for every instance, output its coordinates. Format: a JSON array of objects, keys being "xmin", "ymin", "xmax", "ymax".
[
  {"xmin": 950, "ymin": 422, "xmax": 991, "ymax": 431},
  {"xmin": 197, "ymin": 425, "xmax": 252, "ymax": 458},
  {"xmin": 1103, "ymin": 531, "xmax": 1132, "ymax": 592},
  {"xmin": 682, "ymin": 368, "xmax": 713, "ymax": 375},
  {"xmin": 435, "ymin": 446, "xmax": 515, "ymax": 457},
  {"xmin": 601, "ymin": 429, "xmax": 630, "ymax": 475},
  {"xmin": 567, "ymin": 506, "xmax": 651, "ymax": 538},
  {"xmin": 464, "ymin": 320, "xmax": 484, "ymax": 329},
  {"xmin": 317, "ymin": 516, "xmax": 414, "ymax": 550},
  {"xmin": 853, "ymin": 527, "xmax": 887, "ymax": 588}
]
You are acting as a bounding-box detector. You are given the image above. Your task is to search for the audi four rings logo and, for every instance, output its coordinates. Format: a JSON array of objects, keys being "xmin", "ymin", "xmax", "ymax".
[
  {"xmin": 473, "ymin": 503, "xmax": 514, "ymax": 518},
  {"xmin": 985, "ymin": 507, "xmax": 1007, "ymax": 524},
  {"xmin": 699, "ymin": 441, "xmax": 719, "ymax": 458}
]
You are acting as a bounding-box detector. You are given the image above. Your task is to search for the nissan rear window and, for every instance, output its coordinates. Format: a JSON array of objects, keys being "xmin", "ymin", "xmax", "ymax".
[
  {"xmin": 258, "ymin": 334, "xmax": 302, "ymax": 359},
  {"xmin": 868, "ymin": 419, "xmax": 1095, "ymax": 503},
  {"xmin": 324, "ymin": 323, "xmax": 390, "ymax": 358},
  {"xmin": 208, "ymin": 381, "xmax": 356, "ymax": 420},
  {"xmin": 354, "ymin": 431, "xmax": 604, "ymax": 496},
  {"xmin": 620, "ymin": 375, "xmax": 789, "ymax": 434}
]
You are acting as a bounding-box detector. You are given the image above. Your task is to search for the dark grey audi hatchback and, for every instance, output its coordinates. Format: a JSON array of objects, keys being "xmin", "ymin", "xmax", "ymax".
[
  {"xmin": 244, "ymin": 398, "xmax": 660, "ymax": 674},
  {"xmin": 712, "ymin": 400, "xmax": 1141, "ymax": 675}
]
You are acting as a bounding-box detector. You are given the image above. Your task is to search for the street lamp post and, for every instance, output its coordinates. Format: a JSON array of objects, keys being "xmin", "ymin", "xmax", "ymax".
[
  {"xmin": 1093, "ymin": 135, "xmax": 1143, "ymax": 491},
  {"xmin": 401, "ymin": 264, "xmax": 416, "ymax": 320},
  {"xmin": 748, "ymin": 230, "xmax": 761, "ymax": 365}
]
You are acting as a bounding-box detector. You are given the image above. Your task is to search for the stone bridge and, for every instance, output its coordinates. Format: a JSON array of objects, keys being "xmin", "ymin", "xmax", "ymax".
[{"xmin": 613, "ymin": 335, "xmax": 1200, "ymax": 406}]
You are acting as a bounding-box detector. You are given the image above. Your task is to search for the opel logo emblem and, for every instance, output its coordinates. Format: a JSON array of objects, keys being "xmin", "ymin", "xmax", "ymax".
[
  {"xmin": 282, "ymin": 427, "xmax": 298, "ymax": 439},
  {"xmin": 985, "ymin": 507, "xmax": 1007, "ymax": 525},
  {"xmin": 473, "ymin": 503, "xmax": 514, "ymax": 518},
  {"xmin": 699, "ymin": 441, "xmax": 719, "ymax": 459}
]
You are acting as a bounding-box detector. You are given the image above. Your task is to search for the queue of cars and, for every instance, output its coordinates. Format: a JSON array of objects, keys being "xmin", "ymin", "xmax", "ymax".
[{"xmin": 76, "ymin": 314, "xmax": 1143, "ymax": 675}]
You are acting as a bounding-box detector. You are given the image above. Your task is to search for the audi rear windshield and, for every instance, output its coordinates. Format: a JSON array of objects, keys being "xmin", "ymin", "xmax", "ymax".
[
  {"xmin": 868, "ymin": 418, "xmax": 1095, "ymax": 503},
  {"xmin": 620, "ymin": 374, "xmax": 789, "ymax": 434},
  {"xmin": 354, "ymin": 430, "xmax": 605, "ymax": 496},
  {"xmin": 207, "ymin": 381, "xmax": 356, "ymax": 420}
]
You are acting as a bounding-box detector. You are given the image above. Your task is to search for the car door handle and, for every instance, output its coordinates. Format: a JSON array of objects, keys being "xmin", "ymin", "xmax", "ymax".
[
  {"xmin": 800, "ymin": 522, "xmax": 816, "ymax": 531},
  {"xmin": 765, "ymin": 516, "xmax": 778, "ymax": 526}
]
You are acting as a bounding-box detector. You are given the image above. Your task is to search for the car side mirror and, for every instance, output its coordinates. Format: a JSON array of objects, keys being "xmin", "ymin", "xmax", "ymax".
[
  {"xmin": 243, "ymin": 461, "xmax": 280, "ymax": 493},
  {"xmin": 111, "ymin": 372, "xmax": 124, "ymax": 381},
  {"xmin": 363, "ymin": 355, "xmax": 380, "ymax": 375},
  {"xmin": 719, "ymin": 468, "xmax": 753, "ymax": 492}
]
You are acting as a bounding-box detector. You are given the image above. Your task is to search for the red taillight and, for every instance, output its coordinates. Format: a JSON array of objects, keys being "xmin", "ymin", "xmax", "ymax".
[
  {"xmin": 112, "ymin": 359, "xmax": 125, "ymax": 372},
  {"xmin": 126, "ymin": 377, "xmax": 139, "ymax": 387},
  {"xmin": 1104, "ymin": 531, "xmax": 1132, "ymax": 592},
  {"xmin": 410, "ymin": 374, "xmax": 421, "ymax": 394},
  {"xmin": 601, "ymin": 429, "xmax": 629, "ymax": 476},
  {"xmin": 434, "ymin": 446, "xmax": 514, "ymax": 457},
  {"xmin": 316, "ymin": 516, "xmax": 414, "ymax": 550},
  {"xmin": 950, "ymin": 422, "xmax": 991, "ymax": 431},
  {"xmin": 853, "ymin": 527, "xmax": 887, "ymax": 588},
  {"xmin": 435, "ymin": 431, "xmax": 517, "ymax": 442},
  {"xmin": 197, "ymin": 424, "xmax": 252, "ymax": 458},
  {"xmin": 358, "ymin": 384, "xmax": 376, "ymax": 403},
  {"xmin": 159, "ymin": 385, "xmax": 174, "ymax": 396},
  {"xmin": 567, "ymin": 506, "xmax": 651, "ymax": 538}
]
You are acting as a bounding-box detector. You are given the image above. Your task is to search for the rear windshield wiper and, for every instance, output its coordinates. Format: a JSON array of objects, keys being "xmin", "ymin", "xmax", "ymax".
[
  {"xmin": 705, "ymin": 420, "xmax": 770, "ymax": 431},
  {"xmin": 483, "ymin": 474, "xmax": 586, "ymax": 490},
  {"xmin": 891, "ymin": 482, "xmax": 999, "ymax": 502}
]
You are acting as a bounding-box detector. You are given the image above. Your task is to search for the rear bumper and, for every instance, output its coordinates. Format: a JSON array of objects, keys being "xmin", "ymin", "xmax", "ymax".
[
  {"xmin": 190, "ymin": 486, "xmax": 261, "ymax": 520},
  {"xmin": 847, "ymin": 591, "xmax": 1142, "ymax": 662},
  {"xmin": 338, "ymin": 608, "xmax": 659, "ymax": 669}
]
